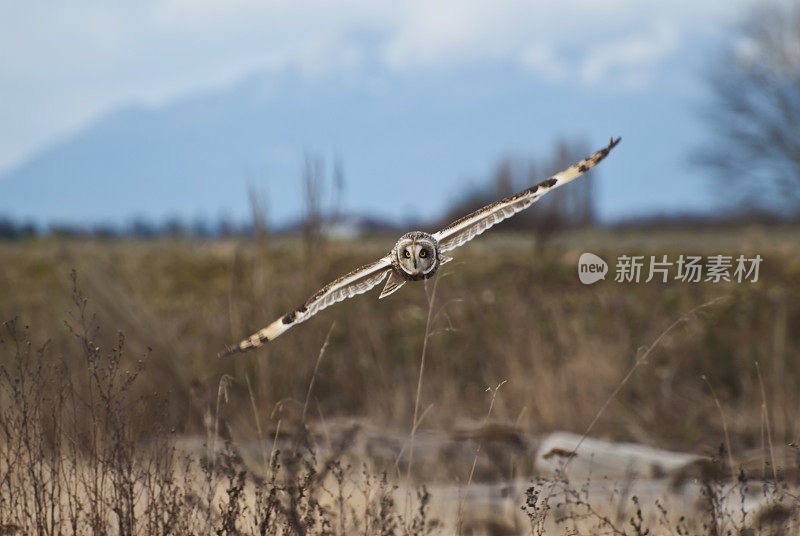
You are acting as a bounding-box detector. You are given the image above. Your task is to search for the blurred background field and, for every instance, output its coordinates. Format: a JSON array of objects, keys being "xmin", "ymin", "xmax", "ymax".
[
  {"xmin": 2, "ymin": 227, "xmax": 797, "ymax": 452},
  {"xmin": 3, "ymin": 226, "xmax": 800, "ymax": 533},
  {"xmin": 2, "ymin": 0, "xmax": 800, "ymax": 533}
]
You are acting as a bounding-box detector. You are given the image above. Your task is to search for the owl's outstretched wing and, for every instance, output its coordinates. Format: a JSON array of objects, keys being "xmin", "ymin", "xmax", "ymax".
[
  {"xmin": 433, "ymin": 138, "xmax": 620, "ymax": 253},
  {"xmin": 219, "ymin": 255, "xmax": 393, "ymax": 356}
]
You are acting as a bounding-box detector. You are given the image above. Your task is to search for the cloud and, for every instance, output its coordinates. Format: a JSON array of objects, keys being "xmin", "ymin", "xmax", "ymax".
[
  {"xmin": 579, "ymin": 23, "xmax": 680, "ymax": 89},
  {"xmin": 0, "ymin": 0, "xmax": 750, "ymax": 176},
  {"xmin": 519, "ymin": 44, "xmax": 568, "ymax": 83}
]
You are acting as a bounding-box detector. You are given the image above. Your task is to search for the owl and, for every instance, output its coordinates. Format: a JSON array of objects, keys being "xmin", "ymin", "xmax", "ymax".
[{"xmin": 220, "ymin": 137, "xmax": 620, "ymax": 356}]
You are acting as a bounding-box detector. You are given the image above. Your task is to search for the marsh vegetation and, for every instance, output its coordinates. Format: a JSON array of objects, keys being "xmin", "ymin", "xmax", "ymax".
[{"xmin": 1, "ymin": 227, "xmax": 798, "ymax": 534}]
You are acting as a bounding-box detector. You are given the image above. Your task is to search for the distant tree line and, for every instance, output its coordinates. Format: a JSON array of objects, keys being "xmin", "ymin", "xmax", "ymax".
[
  {"xmin": 1, "ymin": 207, "xmax": 797, "ymax": 242},
  {"xmin": 612, "ymin": 207, "xmax": 799, "ymax": 230},
  {"xmin": 0, "ymin": 219, "xmax": 37, "ymax": 240},
  {"xmin": 0, "ymin": 216, "xmax": 268, "ymax": 241}
]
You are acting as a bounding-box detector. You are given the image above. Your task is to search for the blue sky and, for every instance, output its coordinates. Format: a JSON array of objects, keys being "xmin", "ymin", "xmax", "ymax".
[{"xmin": 0, "ymin": 0, "xmax": 756, "ymax": 226}]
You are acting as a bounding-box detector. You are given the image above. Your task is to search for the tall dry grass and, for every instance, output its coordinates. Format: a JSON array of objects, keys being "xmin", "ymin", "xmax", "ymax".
[
  {"xmin": 0, "ymin": 228, "xmax": 797, "ymax": 455},
  {"xmin": 1, "ymin": 227, "xmax": 800, "ymax": 534},
  {"xmin": 0, "ymin": 276, "xmax": 438, "ymax": 535}
]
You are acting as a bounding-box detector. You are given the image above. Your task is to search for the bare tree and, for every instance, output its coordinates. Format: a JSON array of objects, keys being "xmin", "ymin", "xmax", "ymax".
[
  {"xmin": 332, "ymin": 153, "xmax": 346, "ymax": 219},
  {"xmin": 493, "ymin": 159, "xmax": 514, "ymax": 198},
  {"xmin": 518, "ymin": 139, "xmax": 594, "ymax": 250},
  {"xmin": 247, "ymin": 181, "xmax": 269, "ymax": 245},
  {"xmin": 561, "ymin": 140, "xmax": 596, "ymax": 226},
  {"xmin": 300, "ymin": 152, "xmax": 350, "ymax": 258},
  {"xmin": 437, "ymin": 138, "xmax": 596, "ymax": 250},
  {"xmin": 302, "ymin": 154, "xmax": 326, "ymax": 260},
  {"xmin": 696, "ymin": 1, "xmax": 800, "ymax": 214}
]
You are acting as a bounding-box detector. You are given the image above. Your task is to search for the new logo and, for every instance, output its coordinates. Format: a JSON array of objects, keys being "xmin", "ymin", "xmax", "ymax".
[{"xmin": 578, "ymin": 252, "xmax": 608, "ymax": 285}]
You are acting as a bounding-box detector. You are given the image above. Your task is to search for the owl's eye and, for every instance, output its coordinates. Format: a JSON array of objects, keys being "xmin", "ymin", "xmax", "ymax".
[
  {"xmin": 419, "ymin": 249, "xmax": 427, "ymax": 258},
  {"xmin": 404, "ymin": 250, "xmax": 411, "ymax": 258}
]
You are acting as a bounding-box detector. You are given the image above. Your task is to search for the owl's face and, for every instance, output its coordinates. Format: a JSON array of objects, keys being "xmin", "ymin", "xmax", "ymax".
[{"xmin": 394, "ymin": 231, "xmax": 439, "ymax": 279}]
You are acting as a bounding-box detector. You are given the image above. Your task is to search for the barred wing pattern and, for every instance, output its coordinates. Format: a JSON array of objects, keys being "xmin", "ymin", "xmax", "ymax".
[
  {"xmin": 219, "ymin": 256, "xmax": 392, "ymax": 356},
  {"xmin": 220, "ymin": 137, "xmax": 619, "ymax": 356},
  {"xmin": 434, "ymin": 137, "xmax": 620, "ymax": 253}
]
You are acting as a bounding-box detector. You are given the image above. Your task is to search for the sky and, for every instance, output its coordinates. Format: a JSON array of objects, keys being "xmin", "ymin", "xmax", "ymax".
[{"xmin": 0, "ymin": 0, "xmax": 757, "ymax": 226}]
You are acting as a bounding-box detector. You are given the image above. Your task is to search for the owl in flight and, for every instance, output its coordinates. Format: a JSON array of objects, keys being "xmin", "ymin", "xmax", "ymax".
[{"xmin": 220, "ymin": 138, "xmax": 620, "ymax": 357}]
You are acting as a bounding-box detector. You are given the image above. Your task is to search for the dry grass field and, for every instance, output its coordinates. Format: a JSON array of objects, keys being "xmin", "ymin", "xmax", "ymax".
[{"xmin": 1, "ymin": 226, "xmax": 799, "ymax": 534}]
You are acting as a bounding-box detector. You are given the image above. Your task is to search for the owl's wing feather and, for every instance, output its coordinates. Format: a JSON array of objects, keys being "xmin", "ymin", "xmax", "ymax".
[
  {"xmin": 379, "ymin": 270, "xmax": 407, "ymax": 299},
  {"xmin": 433, "ymin": 137, "xmax": 620, "ymax": 253},
  {"xmin": 220, "ymin": 255, "xmax": 393, "ymax": 356}
]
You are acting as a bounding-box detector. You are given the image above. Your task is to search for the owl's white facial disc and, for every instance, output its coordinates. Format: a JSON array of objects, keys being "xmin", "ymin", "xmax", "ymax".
[{"xmin": 395, "ymin": 232, "xmax": 438, "ymax": 279}]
